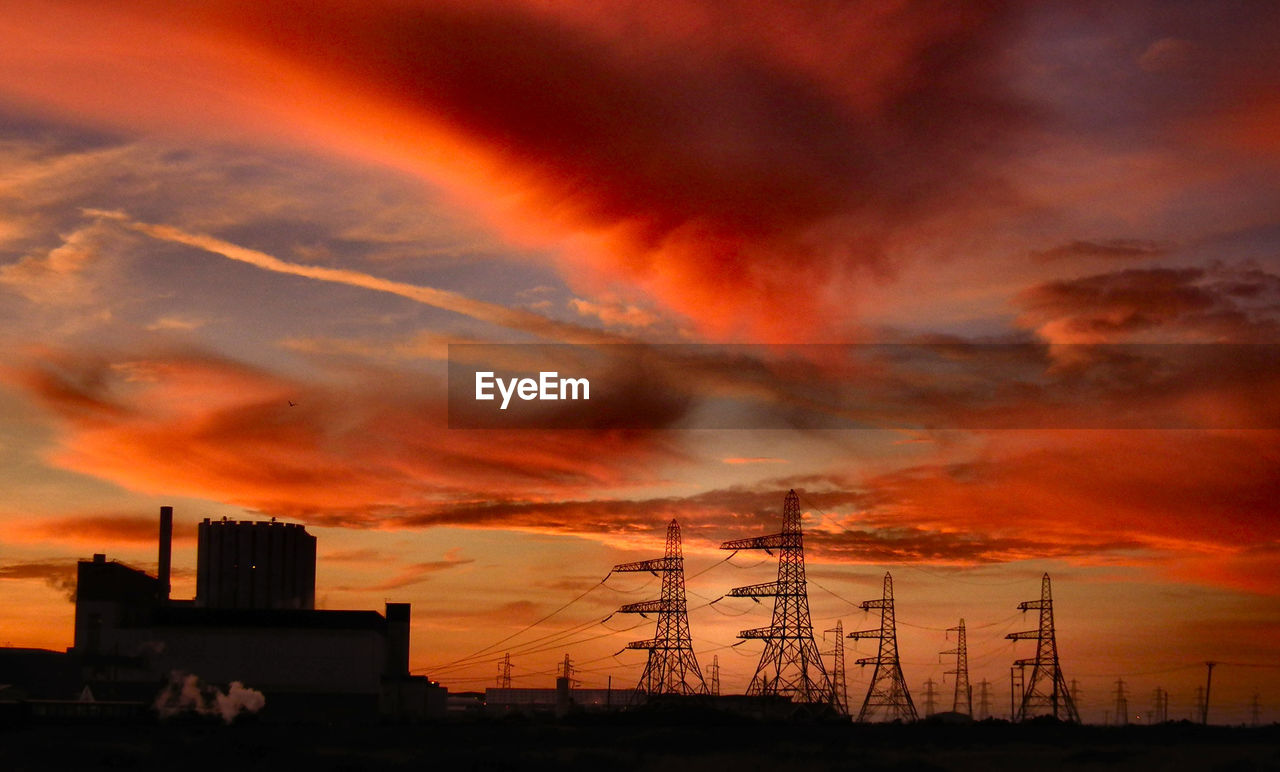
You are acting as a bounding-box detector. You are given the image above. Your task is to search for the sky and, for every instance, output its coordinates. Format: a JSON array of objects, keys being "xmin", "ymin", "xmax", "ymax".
[{"xmin": 0, "ymin": 0, "xmax": 1277, "ymax": 723}]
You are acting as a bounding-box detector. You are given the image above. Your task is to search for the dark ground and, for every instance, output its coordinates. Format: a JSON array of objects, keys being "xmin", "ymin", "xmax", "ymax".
[{"xmin": 3, "ymin": 715, "xmax": 1278, "ymax": 772}]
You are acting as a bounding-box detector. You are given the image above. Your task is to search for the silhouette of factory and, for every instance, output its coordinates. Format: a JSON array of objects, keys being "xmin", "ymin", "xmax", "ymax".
[{"xmin": 4, "ymin": 507, "xmax": 444, "ymax": 722}]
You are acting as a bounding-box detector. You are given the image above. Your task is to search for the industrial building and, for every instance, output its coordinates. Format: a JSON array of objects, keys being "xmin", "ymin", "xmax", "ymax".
[
  {"xmin": 195, "ymin": 517, "xmax": 316, "ymax": 610},
  {"xmin": 66, "ymin": 507, "xmax": 444, "ymax": 722}
]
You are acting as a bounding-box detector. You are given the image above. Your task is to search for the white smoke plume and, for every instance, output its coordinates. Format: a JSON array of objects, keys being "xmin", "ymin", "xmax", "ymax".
[{"xmin": 154, "ymin": 672, "xmax": 266, "ymax": 723}]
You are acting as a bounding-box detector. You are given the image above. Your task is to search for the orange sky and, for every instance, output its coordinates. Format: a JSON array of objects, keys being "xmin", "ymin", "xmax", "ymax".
[{"xmin": 0, "ymin": 0, "xmax": 1277, "ymax": 723}]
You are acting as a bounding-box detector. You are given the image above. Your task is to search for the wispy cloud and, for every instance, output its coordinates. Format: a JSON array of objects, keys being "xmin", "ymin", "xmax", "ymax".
[{"xmin": 85, "ymin": 209, "xmax": 615, "ymax": 344}]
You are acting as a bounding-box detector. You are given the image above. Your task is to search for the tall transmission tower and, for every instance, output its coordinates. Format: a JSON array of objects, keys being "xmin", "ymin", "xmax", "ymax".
[
  {"xmin": 922, "ymin": 678, "xmax": 938, "ymax": 717},
  {"xmin": 1194, "ymin": 686, "xmax": 1205, "ymax": 723},
  {"xmin": 709, "ymin": 655, "xmax": 721, "ymax": 697},
  {"xmin": 1113, "ymin": 678, "xmax": 1129, "ymax": 726},
  {"xmin": 497, "ymin": 652, "xmax": 513, "ymax": 689},
  {"xmin": 848, "ymin": 572, "xmax": 918, "ymax": 722},
  {"xmin": 1007, "ymin": 573, "xmax": 1080, "ymax": 722},
  {"xmin": 720, "ymin": 490, "xmax": 833, "ymax": 706},
  {"xmin": 1150, "ymin": 687, "xmax": 1168, "ymax": 724},
  {"xmin": 977, "ymin": 679, "xmax": 992, "ymax": 720},
  {"xmin": 824, "ymin": 620, "xmax": 849, "ymax": 716},
  {"xmin": 941, "ymin": 618, "xmax": 972, "ymax": 715},
  {"xmin": 613, "ymin": 519, "xmax": 708, "ymax": 697},
  {"xmin": 1250, "ymin": 694, "xmax": 1261, "ymax": 727}
]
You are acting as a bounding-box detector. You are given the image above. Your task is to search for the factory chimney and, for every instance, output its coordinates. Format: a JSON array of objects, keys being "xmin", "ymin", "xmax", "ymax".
[
  {"xmin": 158, "ymin": 506, "xmax": 173, "ymax": 601},
  {"xmin": 385, "ymin": 603, "xmax": 410, "ymax": 678}
]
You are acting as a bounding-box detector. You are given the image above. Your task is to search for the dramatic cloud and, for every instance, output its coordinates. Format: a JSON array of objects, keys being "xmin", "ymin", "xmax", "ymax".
[
  {"xmin": 8, "ymin": 347, "xmax": 684, "ymax": 524},
  {"xmin": 0, "ymin": 1, "xmax": 1041, "ymax": 339},
  {"xmin": 14, "ymin": 514, "xmax": 194, "ymax": 546},
  {"xmin": 1018, "ymin": 266, "xmax": 1280, "ymax": 343},
  {"xmin": 848, "ymin": 430, "xmax": 1280, "ymax": 592}
]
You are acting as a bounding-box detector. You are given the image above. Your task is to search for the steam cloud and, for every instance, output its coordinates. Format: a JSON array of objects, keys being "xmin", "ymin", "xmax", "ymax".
[{"xmin": 154, "ymin": 672, "xmax": 266, "ymax": 723}]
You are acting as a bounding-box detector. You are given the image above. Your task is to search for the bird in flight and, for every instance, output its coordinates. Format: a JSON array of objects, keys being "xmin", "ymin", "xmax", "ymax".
[{"xmin": 288, "ymin": 400, "xmax": 297, "ymax": 407}]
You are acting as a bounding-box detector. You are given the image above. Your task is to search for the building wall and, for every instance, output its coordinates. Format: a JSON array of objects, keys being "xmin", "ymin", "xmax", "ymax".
[
  {"xmin": 196, "ymin": 519, "xmax": 316, "ymax": 610},
  {"xmin": 149, "ymin": 625, "xmax": 386, "ymax": 694},
  {"xmin": 485, "ymin": 687, "xmax": 628, "ymax": 713}
]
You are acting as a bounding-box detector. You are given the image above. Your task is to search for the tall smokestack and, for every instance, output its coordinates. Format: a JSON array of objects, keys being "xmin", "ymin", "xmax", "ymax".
[
  {"xmin": 158, "ymin": 506, "xmax": 173, "ymax": 601},
  {"xmin": 385, "ymin": 603, "xmax": 410, "ymax": 678}
]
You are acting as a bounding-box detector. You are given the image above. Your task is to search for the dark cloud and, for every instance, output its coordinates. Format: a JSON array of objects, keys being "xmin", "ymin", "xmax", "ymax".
[
  {"xmin": 25, "ymin": 514, "xmax": 195, "ymax": 545},
  {"xmin": 1030, "ymin": 239, "xmax": 1169, "ymax": 262},
  {"xmin": 1018, "ymin": 266, "xmax": 1280, "ymax": 342},
  {"xmin": 197, "ymin": 0, "xmax": 1033, "ymax": 337},
  {"xmin": 0, "ymin": 559, "xmax": 77, "ymax": 602}
]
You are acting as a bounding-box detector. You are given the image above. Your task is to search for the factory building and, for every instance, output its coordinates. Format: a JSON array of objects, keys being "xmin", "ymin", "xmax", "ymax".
[
  {"xmin": 70, "ymin": 508, "xmax": 444, "ymax": 722},
  {"xmin": 196, "ymin": 517, "xmax": 316, "ymax": 610}
]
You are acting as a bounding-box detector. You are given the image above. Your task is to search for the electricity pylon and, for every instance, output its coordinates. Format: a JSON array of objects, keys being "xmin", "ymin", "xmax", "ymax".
[
  {"xmin": 709, "ymin": 655, "xmax": 721, "ymax": 696},
  {"xmin": 613, "ymin": 519, "xmax": 708, "ymax": 697},
  {"xmin": 1007, "ymin": 573, "xmax": 1080, "ymax": 722},
  {"xmin": 497, "ymin": 652, "xmax": 513, "ymax": 689},
  {"xmin": 720, "ymin": 490, "xmax": 833, "ymax": 705},
  {"xmin": 824, "ymin": 620, "xmax": 849, "ymax": 716},
  {"xmin": 1113, "ymin": 678, "xmax": 1129, "ymax": 725},
  {"xmin": 922, "ymin": 678, "xmax": 938, "ymax": 717},
  {"xmin": 941, "ymin": 618, "xmax": 972, "ymax": 715},
  {"xmin": 977, "ymin": 679, "xmax": 992, "ymax": 720},
  {"xmin": 848, "ymin": 572, "xmax": 918, "ymax": 722},
  {"xmin": 1151, "ymin": 687, "xmax": 1169, "ymax": 724}
]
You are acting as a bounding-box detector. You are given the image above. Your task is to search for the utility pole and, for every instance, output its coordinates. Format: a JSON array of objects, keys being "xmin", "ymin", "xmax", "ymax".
[
  {"xmin": 497, "ymin": 652, "xmax": 513, "ymax": 689},
  {"xmin": 824, "ymin": 621, "xmax": 849, "ymax": 716},
  {"xmin": 1113, "ymin": 678, "xmax": 1129, "ymax": 726},
  {"xmin": 720, "ymin": 490, "xmax": 833, "ymax": 706},
  {"xmin": 614, "ymin": 519, "xmax": 709, "ymax": 699},
  {"xmin": 923, "ymin": 678, "xmax": 938, "ymax": 717},
  {"xmin": 849, "ymin": 572, "xmax": 918, "ymax": 722},
  {"xmin": 1007, "ymin": 573, "xmax": 1080, "ymax": 721},
  {"xmin": 941, "ymin": 619, "xmax": 971, "ymax": 716},
  {"xmin": 1203, "ymin": 661, "xmax": 1216, "ymax": 725},
  {"xmin": 977, "ymin": 679, "xmax": 992, "ymax": 720}
]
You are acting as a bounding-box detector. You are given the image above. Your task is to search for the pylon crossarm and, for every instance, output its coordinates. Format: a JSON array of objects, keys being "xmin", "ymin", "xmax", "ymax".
[
  {"xmin": 612, "ymin": 557, "xmax": 676, "ymax": 573},
  {"xmin": 1017, "ymin": 600, "xmax": 1047, "ymax": 610},
  {"xmin": 1006, "ymin": 630, "xmax": 1040, "ymax": 640},
  {"xmin": 859, "ymin": 599, "xmax": 888, "ymax": 610},
  {"xmin": 719, "ymin": 533, "xmax": 789, "ymax": 551},
  {"xmin": 737, "ymin": 626, "xmax": 775, "ymax": 639},
  {"xmin": 854, "ymin": 656, "xmax": 883, "ymax": 666},
  {"xmin": 625, "ymin": 638, "xmax": 663, "ymax": 650},
  {"xmin": 727, "ymin": 581, "xmax": 786, "ymax": 598},
  {"xmin": 618, "ymin": 599, "xmax": 667, "ymax": 614},
  {"xmin": 847, "ymin": 628, "xmax": 883, "ymax": 640}
]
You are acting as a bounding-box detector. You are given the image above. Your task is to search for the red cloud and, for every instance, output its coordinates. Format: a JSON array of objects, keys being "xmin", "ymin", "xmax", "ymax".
[
  {"xmin": 9, "ymin": 348, "xmax": 683, "ymax": 526},
  {"xmin": 0, "ymin": 1, "xmax": 1033, "ymax": 340},
  {"xmin": 848, "ymin": 430, "xmax": 1280, "ymax": 593}
]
